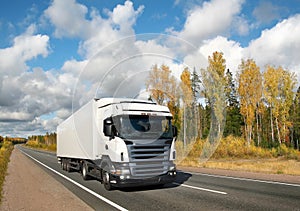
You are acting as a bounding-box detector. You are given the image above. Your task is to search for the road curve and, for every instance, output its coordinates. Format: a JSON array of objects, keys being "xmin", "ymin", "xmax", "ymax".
[{"xmin": 17, "ymin": 146, "xmax": 300, "ymax": 211}]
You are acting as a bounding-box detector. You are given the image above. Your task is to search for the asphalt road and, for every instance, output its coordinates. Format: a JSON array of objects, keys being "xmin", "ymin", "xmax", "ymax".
[{"xmin": 17, "ymin": 146, "xmax": 300, "ymax": 211}]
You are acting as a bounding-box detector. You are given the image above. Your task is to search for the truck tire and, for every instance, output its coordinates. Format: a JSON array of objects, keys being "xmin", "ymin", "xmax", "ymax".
[
  {"xmin": 81, "ymin": 162, "xmax": 90, "ymax": 180},
  {"xmin": 62, "ymin": 159, "xmax": 67, "ymax": 171},
  {"xmin": 60, "ymin": 160, "xmax": 64, "ymax": 170},
  {"xmin": 102, "ymin": 168, "xmax": 112, "ymax": 191},
  {"xmin": 66, "ymin": 160, "xmax": 71, "ymax": 172}
]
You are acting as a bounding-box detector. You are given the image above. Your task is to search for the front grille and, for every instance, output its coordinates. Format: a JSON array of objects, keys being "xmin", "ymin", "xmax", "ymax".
[{"xmin": 128, "ymin": 144, "xmax": 170, "ymax": 177}]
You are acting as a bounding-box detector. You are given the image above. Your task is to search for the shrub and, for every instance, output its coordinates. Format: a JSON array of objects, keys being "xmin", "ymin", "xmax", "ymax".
[
  {"xmin": 0, "ymin": 141, "xmax": 14, "ymax": 203},
  {"xmin": 47, "ymin": 144, "xmax": 57, "ymax": 151}
]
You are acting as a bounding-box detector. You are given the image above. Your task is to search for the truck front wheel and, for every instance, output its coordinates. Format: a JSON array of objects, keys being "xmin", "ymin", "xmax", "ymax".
[{"xmin": 102, "ymin": 169, "xmax": 112, "ymax": 191}]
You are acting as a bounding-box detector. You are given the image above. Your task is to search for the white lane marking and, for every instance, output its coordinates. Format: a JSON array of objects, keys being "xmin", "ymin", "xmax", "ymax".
[
  {"xmin": 19, "ymin": 148, "xmax": 128, "ymax": 211},
  {"xmin": 173, "ymin": 182, "xmax": 227, "ymax": 195},
  {"xmin": 188, "ymin": 172, "xmax": 300, "ymax": 188}
]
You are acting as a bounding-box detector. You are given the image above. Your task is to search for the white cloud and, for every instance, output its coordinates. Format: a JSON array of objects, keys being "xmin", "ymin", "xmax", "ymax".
[
  {"xmin": 0, "ymin": 24, "xmax": 49, "ymax": 77},
  {"xmin": 172, "ymin": 0, "xmax": 244, "ymax": 45},
  {"xmin": 246, "ymin": 14, "xmax": 300, "ymax": 71},
  {"xmin": 110, "ymin": 0, "xmax": 144, "ymax": 31},
  {"xmin": 45, "ymin": 0, "xmax": 144, "ymax": 58},
  {"xmin": 44, "ymin": 0, "xmax": 89, "ymax": 38},
  {"xmin": 61, "ymin": 59, "xmax": 88, "ymax": 74},
  {"xmin": 200, "ymin": 36, "xmax": 243, "ymax": 74}
]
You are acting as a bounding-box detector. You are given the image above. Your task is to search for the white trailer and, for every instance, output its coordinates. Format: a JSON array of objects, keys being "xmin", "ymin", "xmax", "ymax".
[{"xmin": 57, "ymin": 98, "xmax": 177, "ymax": 190}]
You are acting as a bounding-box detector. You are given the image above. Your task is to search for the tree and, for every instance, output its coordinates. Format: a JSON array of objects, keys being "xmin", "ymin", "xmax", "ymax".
[
  {"xmin": 191, "ymin": 67, "xmax": 202, "ymax": 138},
  {"xmin": 180, "ymin": 67, "xmax": 193, "ymax": 106},
  {"xmin": 146, "ymin": 64, "xmax": 176, "ymax": 105},
  {"xmin": 201, "ymin": 51, "xmax": 227, "ymax": 138},
  {"xmin": 224, "ymin": 69, "xmax": 242, "ymax": 137},
  {"xmin": 263, "ymin": 66, "xmax": 279, "ymax": 144},
  {"xmin": 191, "ymin": 67, "xmax": 201, "ymax": 104},
  {"xmin": 263, "ymin": 66, "xmax": 296, "ymax": 145},
  {"xmin": 200, "ymin": 51, "xmax": 227, "ymax": 161},
  {"xmin": 225, "ymin": 69, "xmax": 239, "ymax": 107},
  {"xmin": 279, "ymin": 69, "xmax": 296, "ymax": 143},
  {"xmin": 146, "ymin": 64, "xmax": 181, "ymax": 132},
  {"xmin": 180, "ymin": 68, "xmax": 197, "ymax": 146},
  {"xmin": 238, "ymin": 59, "xmax": 262, "ymax": 145},
  {"xmin": 291, "ymin": 86, "xmax": 300, "ymax": 149}
]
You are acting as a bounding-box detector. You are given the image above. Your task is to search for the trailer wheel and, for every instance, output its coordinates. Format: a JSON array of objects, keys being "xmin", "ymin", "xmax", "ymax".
[
  {"xmin": 60, "ymin": 160, "xmax": 64, "ymax": 170},
  {"xmin": 62, "ymin": 159, "xmax": 67, "ymax": 171},
  {"xmin": 66, "ymin": 160, "xmax": 71, "ymax": 172},
  {"xmin": 102, "ymin": 169, "xmax": 112, "ymax": 191},
  {"xmin": 82, "ymin": 162, "xmax": 90, "ymax": 180}
]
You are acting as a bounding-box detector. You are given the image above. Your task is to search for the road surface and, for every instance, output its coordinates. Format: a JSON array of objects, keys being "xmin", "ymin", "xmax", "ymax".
[{"xmin": 16, "ymin": 146, "xmax": 300, "ymax": 211}]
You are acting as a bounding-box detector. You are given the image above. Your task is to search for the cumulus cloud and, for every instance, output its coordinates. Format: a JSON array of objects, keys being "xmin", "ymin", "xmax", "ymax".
[
  {"xmin": 246, "ymin": 14, "xmax": 300, "ymax": 69},
  {"xmin": 45, "ymin": 0, "xmax": 144, "ymax": 58},
  {"xmin": 44, "ymin": 0, "xmax": 89, "ymax": 38},
  {"xmin": 0, "ymin": 24, "xmax": 49, "ymax": 77},
  {"xmin": 171, "ymin": 0, "xmax": 244, "ymax": 45},
  {"xmin": 110, "ymin": 0, "xmax": 144, "ymax": 31},
  {"xmin": 0, "ymin": 24, "xmax": 79, "ymax": 135},
  {"xmin": 0, "ymin": 24, "xmax": 50, "ymax": 112}
]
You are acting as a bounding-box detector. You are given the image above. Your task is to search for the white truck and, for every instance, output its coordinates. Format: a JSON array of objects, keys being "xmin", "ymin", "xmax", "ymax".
[{"xmin": 57, "ymin": 98, "xmax": 177, "ymax": 190}]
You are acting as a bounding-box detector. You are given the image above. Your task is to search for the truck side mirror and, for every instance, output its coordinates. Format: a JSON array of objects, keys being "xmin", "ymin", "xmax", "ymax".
[
  {"xmin": 103, "ymin": 117, "xmax": 114, "ymax": 138},
  {"xmin": 104, "ymin": 124, "xmax": 113, "ymax": 137},
  {"xmin": 172, "ymin": 125, "xmax": 178, "ymax": 138}
]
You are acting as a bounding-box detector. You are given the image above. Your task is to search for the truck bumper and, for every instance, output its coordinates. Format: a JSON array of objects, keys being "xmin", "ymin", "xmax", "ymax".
[{"xmin": 110, "ymin": 170, "xmax": 177, "ymax": 188}]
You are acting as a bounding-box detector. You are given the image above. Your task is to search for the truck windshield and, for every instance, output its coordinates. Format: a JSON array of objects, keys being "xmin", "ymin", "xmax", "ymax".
[{"xmin": 113, "ymin": 115, "xmax": 173, "ymax": 140}]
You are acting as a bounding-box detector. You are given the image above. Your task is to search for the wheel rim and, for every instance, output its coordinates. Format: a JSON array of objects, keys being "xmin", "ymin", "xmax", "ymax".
[{"xmin": 104, "ymin": 171, "xmax": 109, "ymax": 184}]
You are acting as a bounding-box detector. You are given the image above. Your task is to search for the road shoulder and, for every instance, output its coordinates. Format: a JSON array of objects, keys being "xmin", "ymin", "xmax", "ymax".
[{"xmin": 0, "ymin": 147, "xmax": 93, "ymax": 211}]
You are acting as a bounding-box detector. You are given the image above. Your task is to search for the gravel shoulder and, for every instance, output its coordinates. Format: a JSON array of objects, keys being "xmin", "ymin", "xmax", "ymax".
[{"xmin": 0, "ymin": 147, "xmax": 93, "ymax": 211}]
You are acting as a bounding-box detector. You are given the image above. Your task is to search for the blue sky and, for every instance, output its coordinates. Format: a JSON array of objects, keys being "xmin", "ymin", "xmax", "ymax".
[{"xmin": 0, "ymin": 0, "xmax": 300, "ymax": 137}]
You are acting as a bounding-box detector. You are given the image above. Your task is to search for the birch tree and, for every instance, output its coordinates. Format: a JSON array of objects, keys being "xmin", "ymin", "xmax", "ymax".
[
  {"xmin": 238, "ymin": 59, "xmax": 262, "ymax": 145},
  {"xmin": 264, "ymin": 66, "xmax": 296, "ymax": 144},
  {"xmin": 200, "ymin": 51, "xmax": 227, "ymax": 161},
  {"xmin": 146, "ymin": 64, "xmax": 176, "ymax": 105},
  {"xmin": 201, "ymin": 51, "xmax": 226, "ymax": 138}
]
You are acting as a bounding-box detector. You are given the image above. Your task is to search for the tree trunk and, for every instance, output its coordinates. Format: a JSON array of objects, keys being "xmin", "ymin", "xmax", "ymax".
[
  {"xmin": 276, "ymin": 118, "xmax": 281, "ymax": 144},
  {"xmin": 256, "ymin": 110, "xmax": 260, "ymax": 146},
  {"xmin": 270, "ymin": 108, "xmax": 275, "ymax": 143}
]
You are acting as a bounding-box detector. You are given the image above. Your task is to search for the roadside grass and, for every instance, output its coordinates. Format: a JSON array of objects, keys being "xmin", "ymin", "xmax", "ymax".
[
  {"xmin": 199, "ymin": 159, "xmax": 300, "ymax": 175},
  {"xmin": 176, "ymin": 136, "xmax": 300, "ymax": 176},
  {"xmin": 25, "ymin": 140, "xmax": 56, "ymax": 152},
  {"xmin": 0, "ymin": 141, "xmax": 14, "ymax": 203}
]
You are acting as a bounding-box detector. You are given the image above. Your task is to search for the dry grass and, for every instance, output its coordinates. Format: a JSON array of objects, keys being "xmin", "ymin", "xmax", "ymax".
[
  {"xmin": 199, "ymin": 159, "xmax": 300, "ymax": 176},
  {"xmin": 175, "ymin": 136, "xmax": 300, "ymax": 176},
  {"xmin": 0, "ymin": 141, "xmax": 14, "ymax": 202}
]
